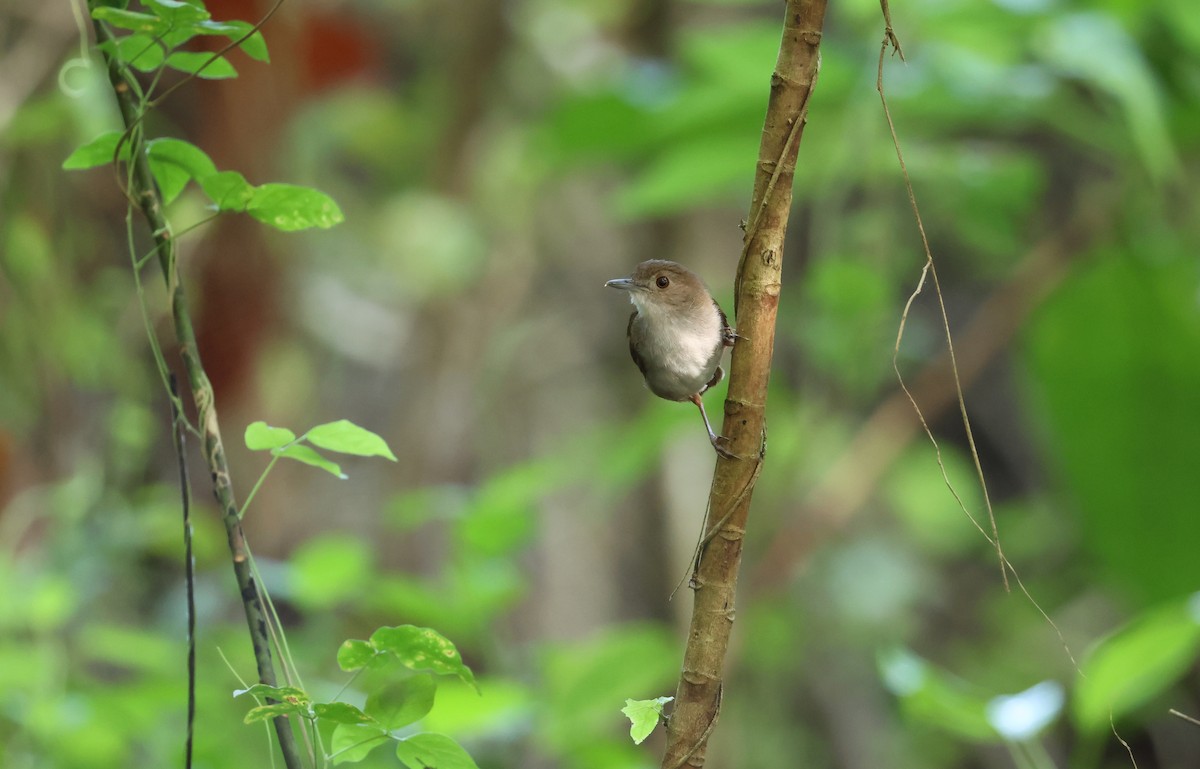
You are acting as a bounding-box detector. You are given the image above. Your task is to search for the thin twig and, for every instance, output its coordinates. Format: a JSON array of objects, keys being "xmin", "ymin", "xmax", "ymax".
[
  {"xmin": 751, "ymin": 195, "xmax": 1099, "ymax": 586},
  {"xmin": 875, "ymin": 1, "xmax": 1086, "ymax": 671},
  {"xmin": 1110, "ymin": 711, "xmax": 1140, "ymax": 768},
  {"xmin": 169, "ymin": 375, "xmax": 196, "ymax": 769},
  {"xmin": 875, "ymin": 26, "xmax": 1008, "ymax": 589},
  {"xmin": 876, "ymin": 9, "xmax": 1139, "ymax": 767}
]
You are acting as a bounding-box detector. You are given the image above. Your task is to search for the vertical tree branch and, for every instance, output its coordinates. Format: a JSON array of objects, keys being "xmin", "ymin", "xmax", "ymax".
[
  {"xmin": 91, "ymin": 21, "xmax": 303, "ymax": 769},
  {"xmin": 660, "ymin": 2, "xmax": 826, "ymax": 767}
]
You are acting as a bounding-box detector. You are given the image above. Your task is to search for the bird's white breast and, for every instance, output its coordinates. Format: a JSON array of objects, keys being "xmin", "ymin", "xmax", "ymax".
[{"xmin": 630, "ymin": 293, "xmax": 724, "ymax": 398}]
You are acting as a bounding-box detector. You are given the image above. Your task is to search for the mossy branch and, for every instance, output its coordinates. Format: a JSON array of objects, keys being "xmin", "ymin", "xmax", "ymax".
[
  {"xmin": 660, "ymin": 2, "xmax": 827, "ymax": 767},
  {"xmin": 92, "ymin": 21, "xmax": 303, "ymax": 769}
]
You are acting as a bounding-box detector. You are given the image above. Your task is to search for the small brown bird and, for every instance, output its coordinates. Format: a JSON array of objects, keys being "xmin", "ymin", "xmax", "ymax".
[{"xmin": 606, "ymin": 260, "xmax": 737, "ymax": 458}]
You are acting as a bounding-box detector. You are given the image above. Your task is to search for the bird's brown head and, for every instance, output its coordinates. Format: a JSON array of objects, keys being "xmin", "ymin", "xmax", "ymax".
[{"xmin": 605, "ymin": 260, "xmax": 710, "ymax": 313}]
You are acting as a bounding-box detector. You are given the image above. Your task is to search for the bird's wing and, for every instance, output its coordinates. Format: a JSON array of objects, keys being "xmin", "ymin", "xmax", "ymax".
[
  {"xmin": 627, "ymin": 311, "xmax": 649, "ymax": 377},
  {"xmin": 702, "ymin": 365, "xmax": 725, "ymax": 393},
  {"xmin": 714, "ymin": 299, "xmax": 737, "ymax": 347}
]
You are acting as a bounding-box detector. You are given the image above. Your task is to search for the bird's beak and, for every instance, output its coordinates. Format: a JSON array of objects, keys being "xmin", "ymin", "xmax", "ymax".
[{"xmin": 605, "ymin": 277, "xmax": 637, "ymax": 290}]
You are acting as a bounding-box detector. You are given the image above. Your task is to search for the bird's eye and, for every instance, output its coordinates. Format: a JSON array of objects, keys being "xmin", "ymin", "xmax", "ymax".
[{"xmin": 656, "ymin": 275, "xmax": 670, "ymax": 289}]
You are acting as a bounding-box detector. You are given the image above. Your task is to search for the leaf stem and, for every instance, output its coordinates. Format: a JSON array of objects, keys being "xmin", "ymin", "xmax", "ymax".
[{"xmin": 241, "ymin": 453, "xmax": 282, "ymax": 520}]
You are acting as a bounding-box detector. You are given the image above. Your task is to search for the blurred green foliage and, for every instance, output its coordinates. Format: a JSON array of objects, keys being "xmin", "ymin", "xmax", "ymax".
[
  {"xmin": 2, "ymin": 0, "xmax": 1199, "ymax": 768},
  {"xmin": 1025, "ymin": 252, "xmax": 1200, "ymax": 604}
]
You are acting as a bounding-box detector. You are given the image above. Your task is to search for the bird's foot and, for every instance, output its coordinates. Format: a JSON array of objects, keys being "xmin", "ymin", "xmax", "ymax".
[{"xmin": 711, "ymin": 434, "xmax": 738, "ymax": 460}]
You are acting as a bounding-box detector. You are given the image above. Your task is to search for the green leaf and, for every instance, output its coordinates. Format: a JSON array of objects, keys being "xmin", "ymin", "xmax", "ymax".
[
  {"xmin": 1039, "ymin": 13, "xmax": 1177, "ymax": 180},
  {"xmin": 91, "ymin": 7, "xmax": 165, "ymax": 34},
  {"xmin": 160, "ymin": 27, "xmax": 201, "ymax": 51},
  {"xmin": 234, "ymin": 684, "xmax": 311, "ymax": 705},
  {"xmin": 238, "ymin": 684, "xmax": 314, "ymax": 724},
  {"xmin": 313, "ymin": 702, "xmax": 376, "ymax": 726},
  {"xmin": 291, "ymin": 535, "xmax": 373, "ymax": 609},
  {"xmin": 885, "ymin": 445, "xmax": 981, "ymax": 556},
  {"xmin": 420, "ymin": 677, "xmax": 530, "ymax": 736},
  {"xmin": 541, "ymin": 625, "xmax": 678, "ymax": 750},
  {"xmin": 109, "ymin": 33, "xmax": 165, "ymax": 71},
  {"xmin": 395, "ymin": 734, "xmax": 478, "ymax": 769},
  {"xmin": 879, "ymin": 648, "xmax": 997, "ymax": 742},
  {"xmin": 1023, "ymin": 254, "xmax": 1200, "ymax": 601},
  {"xmin": 199, "ymin": 174, "xmax": 344, "ymax": 231},
  {"xmin": 246, "ymin": 183, "xmax": 345, "ymax": 231},
  {"xmin": 337, "ymin": 639, "xmax": 377, "ymax": 672},
  {"xmin": 616, "ymin": 133, "xmax": 755, "ymax": 219},
  {"xmin": 455, "ymin": 461, "xmax": 549, "ymax": 557},
  {"xmin": 330, "ymin": 723, "xmax": 389, "ymax": 764},
  {"xmin": 456, "ymin": 498, "xmax": 535, "ymax": 559},
  {"xmin": 544, "ymin": 91, "xmax": 655, "ymax": 164},
  {"xmin": 147, "ymin": 138, "xmax": 217, "ymax": 180},
  {"xmin": 84, "ymin": 623, "xmax": 173, "ymax": 673},
  {"xmin": 306, "ymin": 420, "xmax": 397, "ymax": 460},
  {"xmin": 67, "ymin": 135, "xmax": 214, "ymax": 205},
  {"xmin": 165, "ymin": 51, "xmax": 237, "ymax": 79},
  {"xmin": 198, "ymin": 170, "xmax": 255, "ymax": 212},
  {"xmin": 801, "ymin": 256, "xmax": 896, "ymax": 400},
  {"xmin": 63, "ymin": 131, "xmax": 125, "ymax": 170},
  {"xmin": 369, "ymin": 626, "xmax": 477, "ymax": 688},
  {"xmin": 622, "ymin": 696, "xmax": 671, "ymax": 745},
  {"xmin": 147, "ymin": 156, "xmax": 188, "ymax": 205},
  {"xmin": 365, "ymin": 676, "xmax": 437, "ymax": 730},
  {"xmin": 274, "ymin": 444, "xmax": 346, "ymax": 479},
  {"xmin": 244, "ymin": 702, "xmax": 309, "ymax": 724},
  {"xmin": 245, "ymin": 421, "xmax": 297, "ymax": 451},
  {"xmin": 1073, "ymin": 594, "xmax": 1200, "ymax": 733},
  {"xmin": 143, "ymin": 0, "xmax": 210, "ymax": 23},
  {"xmin": 196, "ymin": 19, "xmax": 270, "ymax": 62}
]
